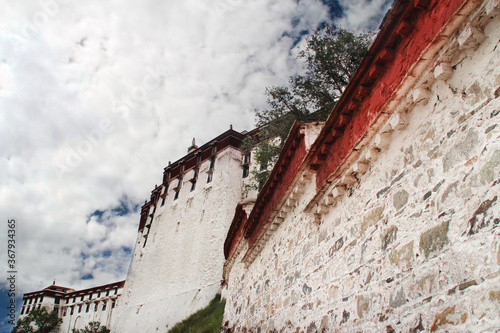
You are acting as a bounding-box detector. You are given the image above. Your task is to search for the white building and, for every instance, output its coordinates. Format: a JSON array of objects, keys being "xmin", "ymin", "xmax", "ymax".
[
  {"xmin": 19, "ymin": 281, "xmax": 125, "ymax": 332},
  {"xmin": 110, "ymin": 127, "xmax": 260, "ymax": 332}
]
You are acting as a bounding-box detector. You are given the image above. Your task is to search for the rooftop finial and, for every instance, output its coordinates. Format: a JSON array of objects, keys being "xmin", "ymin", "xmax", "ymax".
[
  {"xmin": 53, "ymin": 279, "xmax": 56, "ymax": 285},
  {"xmin": 230, "ymin": 124, "xmax": 233, "ymax": 130},
  {"xmin": 188, "ymin": 137, "xmax": 199, "ymax": 153}
]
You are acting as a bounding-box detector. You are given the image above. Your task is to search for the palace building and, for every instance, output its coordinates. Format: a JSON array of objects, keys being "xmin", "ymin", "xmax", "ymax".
[
  {"xmin": 17, "ymin": 0, "xmax": 500, "ymax": 331},
  {"xmin": 18, "ymin": 281, "xmax": 124, "ymax": 332}
]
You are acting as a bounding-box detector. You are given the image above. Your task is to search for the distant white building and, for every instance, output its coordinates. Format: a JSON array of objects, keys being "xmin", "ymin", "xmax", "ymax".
[{"xmin": 18, "ymin": 281, "xmax": 125, "ymax": 332}]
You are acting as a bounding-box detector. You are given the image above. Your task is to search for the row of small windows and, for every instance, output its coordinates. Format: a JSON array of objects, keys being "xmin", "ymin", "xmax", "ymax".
[
  {"xmin": 65, "ymin": 288, "xmax": 118, "ymax": 304},
  {"xmin": 170, "ymin": 158, "xmax": 215, "ymax": 201},
  {"xmin": 20, "ymin": 304, "xmax": 42, "ymax": 315},
  {"xmin": 162, "ymin": 152, "xmax": 252, "ymax": 204},
  {"xmin": 142, "ymin": 152, "xmax": 251, "ymax": 249},
  {"xmin": 23, "ymin": 296, "xmax": 44, "ymax": 305},
  {"xmin": 62, "ymin": 300, "xmax": 115, "ymax": 316}
]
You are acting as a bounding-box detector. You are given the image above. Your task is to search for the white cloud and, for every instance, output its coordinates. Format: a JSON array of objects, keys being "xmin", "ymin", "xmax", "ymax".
[
  {"xmin": 0, "ymin": 0, "xmax": 390, "ymax": 295},
  {"xmin": 337, "ymin": 0, "xmax": 393, "ymax": 32}
]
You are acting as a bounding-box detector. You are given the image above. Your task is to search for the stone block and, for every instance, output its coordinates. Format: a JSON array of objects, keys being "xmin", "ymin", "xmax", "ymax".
[
  {"xmin": 413, "ymin": 88, "xmax": 430, "ymax": 105},
  {"xmin": 356, "ymin": 295, "xmax": 370, "ymax": 319},
  {"xmin": 466, "ymin": 196, "xmax": 497, "ymax": 235},
  {"xmin": 419, "ymin": 220, "xmax": 449, "ymax": 258},
  {"xmin": 389, "ymin": 112, "xmax": 409, "ymax": 130},
  {"xmin": 442, "ymin": 129, "xmax": 479, "ymax": 172},
  {"xmin": 328, "ymin": 237, "xmax": 344, "ymax": 256},
  {"xmin": 434, "ymin": 62, "xmax": 453, "ymax": 81},
  {"xmin": 381, "ymin": 226, "xmax": 398, "ymax": 250},
  {"xmin": 361, "ymin": 205, "xmax": 385, "ymax": 235},
  {"xmin": 458, "ymin": 25, "xmax": 485, "ymax": 50},
  {"xmin": 389, "ymin": 288, "xmax": 406, "ymax": 308},
  {"xmin": 393, "ymin": 190, "xmax": 409, "ymax": 210},
  {"xmin": 374, "ymin": 133, "xmax": 392, "ymax": 149},
  {"xmin": 352, "ymin": 162, "xmax": 369, "ymax": 174},
  {"xmin": 342, "ymin": 174, "xmax": 358, "ymax": 185},
  {"xmin": 389, "ymin": 241, "xmax": 414, "ymax": 268},
  {"xmin": 364, "ymin": 147, "xmax": 380, "ymax": 161}
]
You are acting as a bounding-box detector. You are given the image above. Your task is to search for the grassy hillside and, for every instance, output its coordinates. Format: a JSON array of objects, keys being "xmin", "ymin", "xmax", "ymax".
[{"xmin": 167, "ymin": 294, "xmax": 226, "ymax": 333}]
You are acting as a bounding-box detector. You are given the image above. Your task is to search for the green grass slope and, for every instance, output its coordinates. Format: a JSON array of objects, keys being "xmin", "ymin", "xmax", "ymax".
[{"xmin": 167, "ymin": 294, "xmax": 226, "ymax": 333}]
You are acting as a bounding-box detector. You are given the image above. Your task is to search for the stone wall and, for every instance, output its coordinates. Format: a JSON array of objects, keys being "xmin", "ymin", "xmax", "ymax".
[{"xmin": 222, "ymin": 1, "xmax": 500, "ymax": 331}]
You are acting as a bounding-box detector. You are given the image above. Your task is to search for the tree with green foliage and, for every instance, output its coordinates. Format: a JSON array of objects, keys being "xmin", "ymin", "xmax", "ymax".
[
  {"xmin": 11, "ymin": 307, "xmax": 62, "ymax": 333},
  {"xmin": 72, "ymin": 321, "xmax": 111, "ymax": 333},
  {"xmin": 244, "ymin": 26, "xmax": 372, "ymax": 189}
]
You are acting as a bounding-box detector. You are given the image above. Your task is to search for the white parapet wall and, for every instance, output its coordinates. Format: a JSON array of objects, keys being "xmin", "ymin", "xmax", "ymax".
[{"xmin": 112, "ymin": 138, "xmax": 252, "ymax": 332}]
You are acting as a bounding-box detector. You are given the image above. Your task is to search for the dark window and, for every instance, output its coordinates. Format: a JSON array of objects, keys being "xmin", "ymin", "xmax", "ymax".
[
  {"xmin": 244, "ymin": 153, "xmax": 251, "ymax": 164},
  {"xmin": 78, "ymin": 305, "xmax": 82, "ymax": 313},
  {"xmin": 70, "ymin": 306, "xmax": 74, "ymax": 315},
  {"xmin": 190, "ymin": 180, "xmax": 196, "ymax": 192},
  {"xmin": 21, "ymin": 307, "xmax": 25, "ymax": 315},
  {"xmin": 97, "ymin": 292, "xmax": 100, "ymax": 298},
  {"xmin": 114, "ymin": 289, "xmax": 118, "ymax": 295},
  {"xmin": 94, "ymin": 303, "xmax": 98, "ymax": 312},
  {"xmin": 37, "ymin": 304, "xmax": 41, "ymax": 309},
  {"xmin": 89, "ymin": 294, "xmax": 92, "ymax": 300},
  {"xmin": 29, "ymin": 299, "xmax": 32, "ymax": 305},
  {"xmin": 80, "ymin": 296, "xmax": 84, "ymax": 301},
  {"xmin": 207, "ymin": 172, "xmax": 213, "ymax": 183},
  {"xmin": 173, "ymin": 190, "xmax": 180, "ymax": 200},
  {"xmin": 72, "ymin": 297, "xmax": 76, "ymax": 303},
  {"xmin": 243, "ymin": 165, "xmax": 249, "ymax": 178},
  {"xmin": 63, "ymin": 309, "xmax": 67, "ymax": 316},
  {"xmin": 86, "ymin": 304, "xmax": 90, "ymax": 313},
  {"xmin": 54, "ymin": 298, "xmax": 60, "ymax": 304},
  {"xmin": 209, "ymin": 158, "xmax": 215, "ymax": 170},
  {"xmin": 177, "ymin": 178, "xmax": 182, "ymax": 187},
  {"xmin": 66, "ymin": 299, "xmax": 69, "ymax": 304},
  {"xmin": 102, "ymin": 302, "xmax": 106, "ymax": 311},
  {"xmin": 160, "ymin": 185, "xmax": 168, "ymax": 207},
  {"xmin": 23, "ymin": 299, "xmax": 27, "ymax": 305},
  {"xmin": 111, "ymin": 301, "xmax": 115, "ymax": 309},
  {"xmin": 196, "ymin": 153, "xmax": 202, "ymax": 164},
  {"xmin": 106, "ymin": 290, "xmax": 110, "ymax": 297}
]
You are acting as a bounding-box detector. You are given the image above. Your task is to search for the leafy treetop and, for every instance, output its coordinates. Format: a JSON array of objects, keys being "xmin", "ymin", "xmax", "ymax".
[
  {"xmin": 12, "ymin": 307, "xmax": 62, "ymax": 333},
  {"xmin": 244, "ymin": 26, "xmax": 372, "ymax": 189}
]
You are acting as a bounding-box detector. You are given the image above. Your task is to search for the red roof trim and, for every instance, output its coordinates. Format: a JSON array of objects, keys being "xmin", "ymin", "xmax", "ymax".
[
  {"xmin": 310, "ymin": 0, "xmax": 468, "ymax": 190},
  {"xmin": 224, "ymin": 204, "xmax": 248, "ymax": 259}
]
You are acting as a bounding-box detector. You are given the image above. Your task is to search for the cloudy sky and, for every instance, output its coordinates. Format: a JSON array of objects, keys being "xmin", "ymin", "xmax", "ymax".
[{"xmin": 0, "ymin": 0, "xmax": 391, "ymax": 328}]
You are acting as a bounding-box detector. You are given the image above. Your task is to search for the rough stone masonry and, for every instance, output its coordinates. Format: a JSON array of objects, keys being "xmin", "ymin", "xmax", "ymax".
[{"xmin": 222, "ymin": 0, "xmax": 500, "ymax": 331}]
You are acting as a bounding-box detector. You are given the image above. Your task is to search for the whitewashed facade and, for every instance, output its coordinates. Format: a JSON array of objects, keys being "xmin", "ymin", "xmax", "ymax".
[
  {"xmin": 18, "ymin": 281, "xmax": 124, "ymax": 332},
  {"xmin": 111, "ymin": 129, "xmax": 259, "ymax": 332}
]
